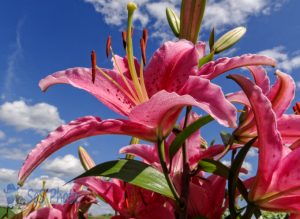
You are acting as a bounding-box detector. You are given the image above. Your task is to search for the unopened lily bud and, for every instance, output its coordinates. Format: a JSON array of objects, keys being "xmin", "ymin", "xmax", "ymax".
[
  {"xmin": 78, "ymin": 146, "xmax": 96, "ymax": 170},
  {"xmin": 214, "ymin": 27, "xmax": 246, "ymax": 54},
  {"xmin": 180, "ymin": 0, "xmax": 206, "ymax": 44},
  {"xmin": 166, "ymin": 8, "xmax": 180, "ymax": 37}
]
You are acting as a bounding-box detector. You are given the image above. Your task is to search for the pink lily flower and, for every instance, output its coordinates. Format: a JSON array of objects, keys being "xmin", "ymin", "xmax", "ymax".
[
  {"xmin": 18, "ymin": 38, "xmax": 276, "ymax": 186},
  {"xmin": 23, "ymin": 182, "xmax": 96, "ymax": 219},
  {"xmin": 120, "ymin": 112, "xmax": 227, "ymax": 218},
  {"xmin": 227, "ymin": 69, "xmax": 300, "ymax": 146},
  {"xmin": 75, "ymin": 177, "xmax": 175, "ymax": 219},
  {"xmin": 229, "ymin": 74, "xmax": 300, "ymax": 213}
]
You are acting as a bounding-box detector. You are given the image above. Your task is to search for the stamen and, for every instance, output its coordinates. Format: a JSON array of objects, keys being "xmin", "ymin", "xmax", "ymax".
[
  {"xmin": 126, "ymin": 2, "xmax": 144, "ymax": 102},
  {"xmin": 140, "ymin": 38, "xmax": 147, "ymax": 65},
  {"xmin": 139, "ymin": 59, "xmax": 149, "ymax": 101},
  {"xmin": 110, "ymin": 47, "xmax": 140, "ymax": 102},
  {"xmin": 293, "ymin": 102, "xmax": 300, "ymax": 115},
  {"xmin": 142, "ymin": 28, "xmax": 148, "ymax": 45},
  {"xmin": 106, "ymin": 36, "xmax": 111, "ymax": 58},
  {"xmin": 122, "ymin": 31, "xmax": 127, "ymax": 49},
  {"xmin": 91, "ymin": 50, "xmax": 97, "ymax": 83},
  {"xmin": 96, "ymin": 66, "xmax": 139, "ymax": 105}
]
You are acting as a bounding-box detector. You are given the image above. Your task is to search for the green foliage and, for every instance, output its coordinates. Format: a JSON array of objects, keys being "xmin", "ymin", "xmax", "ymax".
[
  {"xmin": 169, "ymin": 115, "xmax": 214, "ymax": 160},
  {"xmin": 72, "ymin": 159, "xmax": 175, "ymax": 199}
]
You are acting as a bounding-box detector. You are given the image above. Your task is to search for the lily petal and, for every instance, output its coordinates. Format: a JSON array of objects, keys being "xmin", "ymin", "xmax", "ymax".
[
  {"xmin": 278, "ymin": 114, "xmax": 300, "ymax": 145},
  {"xmin": 119, "ymin": 144, "xmax": 159, "ymax": 166},
  {"xmin": 39, "ymin": 67, "xmax": 135, "ymax": 116},
  {"xmin": 75, "ymin": 177, "xmax": 125, "ymax": 214},
  {"xmin": 24, "ymin": 207, "xmax": 63, "ymax": 219},
  {"xmin": 112, "ymin": 55, "xmax": 140, "ymax": 79},
  {"xmin": 198, "ymin": 54, "xmax": 276, "ymax": 80},
  {"xmin": 247, "ymin": 66, "xmax": 270, "ymax": 94},
  {"xmin": 179, "ymin": 76, "xmax": 237, "ymax": 127},
  {"xmin": 144, "ymin": 40, "xmax": 205, "ymax": 96},
  {"xmin": 228, "ymin": 74, "xmax": 283, "ymax": 200},
  {"xmin": 18, "ymin": 116, "xmax": 156, "ymax": 185},
  {"xmin": 267, "ymin": 70, "xmax": 295, "ymax": 118}
]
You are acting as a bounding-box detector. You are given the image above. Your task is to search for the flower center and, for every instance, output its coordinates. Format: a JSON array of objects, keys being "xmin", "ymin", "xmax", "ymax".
[{"xmin": 90, "ymin": 2, "xmax": 149, "ymax": 106}]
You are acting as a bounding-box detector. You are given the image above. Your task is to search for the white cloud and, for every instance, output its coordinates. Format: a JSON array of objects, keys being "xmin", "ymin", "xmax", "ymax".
[
  {"xmin": 3, "ymin": 18, "xmax": 25, "ymax": 96},
  {"xmin": 203, "ymin": 0, "xmax": 285, "ymax": 30},
  {"xmin": 222, "ymin": 160, "xmax": 253, "ymax": 175},
  {"xmin": 84, "ymin": 0, "xmax": 286, "ymax": 40},
  {"xmin": 258, "ymin": 46, "xmax": 300, "ymax": 73},
  {"xmin": 0, "ymin": 168, "xmax": 18, "ymax": 183},
  {"xmin": 17, "ymin": 176, "xmax": 73, "ymax": 204},
  {"xmin": 0, "ymin": 148, "xmax": 28, "ymax": 161},
  {"xmin": 0, "ymin": 100, "xmax": 64, "ymax": 134},
  {"xmin": 42, "ymin": 154, "xmax": 84, "ymax": 179},
  {"xmin": 0, "ymin": 130, "xmax": 5, "ymax": 140},
  {"xmin": 296, "ymin": 81, "xmax": 300, "ymax": 90}
]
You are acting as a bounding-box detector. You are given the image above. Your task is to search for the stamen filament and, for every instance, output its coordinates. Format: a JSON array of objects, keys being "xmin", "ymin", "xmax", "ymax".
[
  {"xmin": 111, "ymin": 47, "xmax": 140, "ymax": 102},
  {"xmin": 96, "ymin": 66, "xmax": 139, "ymax": 105},
  {"xmin": 139, "ymin": 59, "xmax": 149, "ymax": 101},
  {"xmin": 126, "ymin": 3, "xmax": 145, "ymax": 103}
]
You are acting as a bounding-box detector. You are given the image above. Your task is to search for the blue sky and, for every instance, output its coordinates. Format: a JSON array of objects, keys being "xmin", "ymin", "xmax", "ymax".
[{"xmin": 0, "ymin": 0, "xmax": 300, "ymax": 211}]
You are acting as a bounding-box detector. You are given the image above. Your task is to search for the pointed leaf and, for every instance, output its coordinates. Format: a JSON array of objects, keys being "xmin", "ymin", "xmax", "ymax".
[
  {"xmin": 198, "ymin": 159, "xmax": 248, "ymax": 200},
  {"xmin": 228, "ymin": 137, "xmax": 257, "ymax": 217},
  {"xmin": 166, "ymin": 8, "xmax": 180, "ymax": 37},
  {"xmin": 220, "ymin": 131, "xmax": 232, "ymax": 146},
  {"xmin": 72, "ymin": 159, "xmax": 175, "ymax": 200},
  {"xmin": 169, "ymin": 115, "xmax": 214, "ymax": 160}
]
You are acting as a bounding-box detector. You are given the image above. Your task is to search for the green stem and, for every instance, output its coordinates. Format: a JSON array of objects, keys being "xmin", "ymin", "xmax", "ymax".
[
  {"xmin": 242, "ymin": 204, "xmax": 255, "ymax": 219},
  {"xmin": 179, "ymin": 106, "xmax": 192, "ymax": 219},
  {"xmin": 157, "ymin": 137, "xmax": 181, "ymax": 204},
  {"xmin": 126, "ymin": 3, "xmax": 144, "ymax": 101}
]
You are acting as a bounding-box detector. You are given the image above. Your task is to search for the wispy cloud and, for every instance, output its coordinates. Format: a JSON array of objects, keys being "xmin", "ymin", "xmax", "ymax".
[
  {"xmin": 84, "ymin": 0, "xmax": 286, "ymax": 40},
  {"xmin": 0, "ymin": 130, "xmax": 5, "ymax": 140},
  {"xmin": 258, "ymin": 46, "xmax": 300, "ymax": 73},
  {"xmin": 42, "ymin": 154, "xmax": 84, "ymax": 179},
  {"xmin": 0, "ymin": 100, "xmax": 64, "ymax": 134},
  {"xmin": 3, "ymin": 18, "xmax": 25, "ymax": 97}
]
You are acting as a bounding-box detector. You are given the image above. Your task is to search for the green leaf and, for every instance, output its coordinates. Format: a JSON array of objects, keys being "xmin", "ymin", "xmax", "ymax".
[
  {"xmin": 220, "ymin": 131, "xmax": 232, "ymax": 146},
  {"xmin": 214, "ymin": 26, "xmax": 246, "ymax": 54},
  {"xmin": 228, "ymin": 137, "xmax": 257, "ymax": 217},
  {"xmin": 198, "ymin": 52, "xmax": 214, "ymax": 68},
  {"xmin": 166, "ymin": 8, "xmax": 180, "ymax": 37},
  {"xmin": 209, "ymin": 28, "xmax": 215, "ymax": 52},
  {"xmin": 72, "ymin": 159, "xmax": 175, "ymax": 199},
  {"xmin": 198, "ymin": 159, "xmax": 248, "ymax": 200},
  {"xmin": 169, "ymin": 115, "xmax": 214, "ymax": 160}
]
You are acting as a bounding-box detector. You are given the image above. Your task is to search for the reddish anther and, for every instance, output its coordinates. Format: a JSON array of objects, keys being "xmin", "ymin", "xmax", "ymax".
[
  {"xmin": 140, "ymin": 38, "xmax": 146, "ymax": 65},
  {"xmin": 91, "ymin": 50, "xmax": 97, "ymax": 83},
  {"xmin": 142, "ymin": 28, "xmax": 148, "ymax": 45},
  {"xmin": 293, "ymin": 102, "xmax": 300, "ymax": 115},
  {"xmin": 122, "ymin": 31, "xmax": 127, "ymax": 49},
  {"xmin": 106, "ymin": 36, "xmax": 111, "ymax": 58}
]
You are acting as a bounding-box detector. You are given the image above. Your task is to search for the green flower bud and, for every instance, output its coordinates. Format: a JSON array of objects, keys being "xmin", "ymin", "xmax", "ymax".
[{"xmin": 214, "ymin": 27, "xmax": 246, "ymax": 54}]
